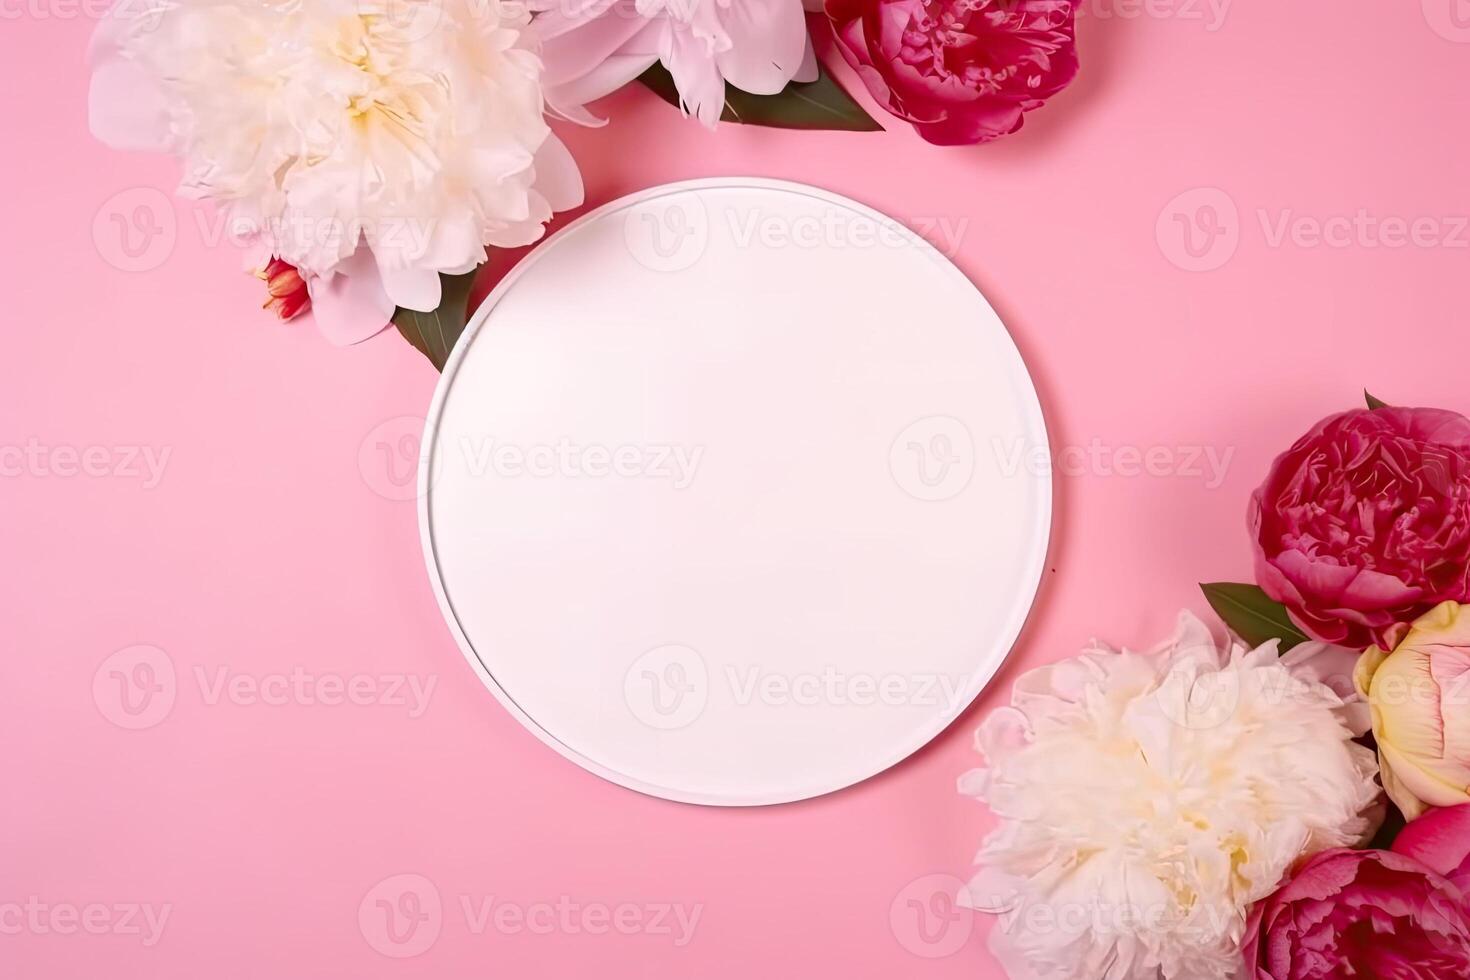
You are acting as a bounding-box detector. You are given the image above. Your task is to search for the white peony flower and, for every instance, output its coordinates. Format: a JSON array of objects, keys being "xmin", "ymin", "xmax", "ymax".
[
  {"xmin": 531, "ymin": 0, "xmax": 816, "ymax": 128},
  {"xmin": 960, "ymin": 613, "xmax": 1382, "ymax": 980},
  {"xmin": 89, "ymin": 0, "xmax": 583, "ymax": 344}
]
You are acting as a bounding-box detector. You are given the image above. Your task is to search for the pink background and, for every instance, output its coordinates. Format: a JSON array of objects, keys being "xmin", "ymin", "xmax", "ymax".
[{"xmin": 4, "ymin": 4, "xmax": 1470, "ymax": 977}]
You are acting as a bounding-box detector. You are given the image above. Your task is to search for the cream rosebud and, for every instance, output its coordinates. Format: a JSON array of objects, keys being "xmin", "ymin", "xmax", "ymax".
[{"xmin": 1355, "ymin": 601, "xmax": 1470, "ymax": 819}]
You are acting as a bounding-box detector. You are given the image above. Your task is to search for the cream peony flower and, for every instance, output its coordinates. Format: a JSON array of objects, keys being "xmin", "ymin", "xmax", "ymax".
[
  {"xmin": 960, "ymin": 613, "xmax": 1382, "ymax": 980},
  {"xmin": 89, "ymin": 0, "xmax": 583, "ymax": 344}
]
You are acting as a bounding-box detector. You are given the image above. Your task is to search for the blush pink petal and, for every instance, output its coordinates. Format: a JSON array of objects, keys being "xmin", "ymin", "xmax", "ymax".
[
  {"xmin": 665, "ymin": 30, "xmax": 728, "ymax": 127},
  {"xmin": 375, "ymin": 263, "xmax": 442, "ymax": 313},
  {"xmin": 87, "ymin": 9, "xmax": 172, "ymax": 154},
  {"xmin": 1381, "ymin": 739, "xmax": 1470, "ymax": 811},
  {"xmin": 306, "ymin": 249, "xmax": 395, "ymax": 347},
  {"xmin": 793, "ymin": 34, "xmax": 819, "ymax": 83},
  {"xmin": 537, "ymin": 5, "xmax": 657, "ymax": 93},
  {"xmin": 533, "ymin": 133, "xmax": 586, "ymax": 214},
  {"xmin": 713, "ymin": 0, "xmax": 807, "ymax": 95}
]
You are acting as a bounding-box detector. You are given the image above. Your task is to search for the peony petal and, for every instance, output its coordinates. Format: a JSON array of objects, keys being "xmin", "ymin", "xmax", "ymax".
[
  {"xmin": 536, "ymin": 0, "xmax": 656, "ymax": 88},
  {"xmin": 533, "ymin": 133, "xmax": 585, "ymax": 214},
  {"xmin": 713, "ymin": 0, "xmax": 808, "ymax": 95},
  {"xmin": 374, "ymin": 262, "xmax": 442, "ymax": 313},
  {"xmin": 1380, "ymin": 740, "xmax": 1468, "ymax": 815},
  {"xmin": 793, "ymin": 32, "xmax": 819, "ymax": 84},
  {"xmin": 306, "ymin": 250, "xmax": 394, "ymax": 346},
  {"xmin": 88, "ymin": 56, "xmax": 171, "ymax": 152},
  {"xmin": 1393, "ymin": 804, "xmax": 1470, "ymax": 880},
  {"xmin": 664, "ymin": 31, "xmax": 727, "ymax": 128}
]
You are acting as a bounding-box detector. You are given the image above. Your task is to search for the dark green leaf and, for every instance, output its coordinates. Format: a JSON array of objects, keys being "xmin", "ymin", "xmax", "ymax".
[
  {"xmin": 393, "ymin": 269, "xmax": 480, "ymax": 372},
  {"xmin": 1200, "ymin": 582, "xmax": 1310, "ymax": 652},
  {"xmin": 638, "ymin": 63, "xmax": 882, "ymax": 132},
  {"xmin": 1365, "ymin": 390, "xmax": 1389, "ymax": 410}
]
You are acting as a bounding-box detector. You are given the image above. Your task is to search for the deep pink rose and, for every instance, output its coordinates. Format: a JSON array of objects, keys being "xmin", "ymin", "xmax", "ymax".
[
  {"xmin": 825, "ymin": 0, "xmax": 1080, "ymax": 146},
  {"xmin": 1250, "ymin": 406, "xmax": 1470, "ymax": 648},
  {"xmin": 1243, "ymin": 847, "xmax": 1470, "ymax": 979}
]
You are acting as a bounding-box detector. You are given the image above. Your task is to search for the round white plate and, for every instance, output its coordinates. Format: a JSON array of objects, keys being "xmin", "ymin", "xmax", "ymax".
[{"xmin": 420, "ymin": 178, "xmax": 1050, "ymax": 806}]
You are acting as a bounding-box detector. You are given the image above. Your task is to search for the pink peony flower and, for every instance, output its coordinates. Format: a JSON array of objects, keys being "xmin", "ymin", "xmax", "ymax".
[
  {"xmin": 1394, "ymin": 804, "xmax": 1470, "ymax": 891},
  {"xmin": 1243, "ymin": 847, "xmax": 1470, "ymax": 979},
  {"xmin": 824, "ymin": 0, "xmax": 1080, "ymax": 145},
  {"xmin": 1354, "ymin": 603, "xmax": 1470, "ymax": 820},
  {"xmin": 531, "ymin": 0, "xmax": 815, "ymax": 128},
  {"xmin": 1250, "ymin": 406, "xmax": 1470, "ymax": 649}
]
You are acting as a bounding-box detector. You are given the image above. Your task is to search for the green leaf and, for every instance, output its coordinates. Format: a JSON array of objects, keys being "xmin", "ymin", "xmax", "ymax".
[
  {"xmin": 1200, "ymin": 582, "xmax": 1310, "ymax": 652},
  {"xmin": 392, "ymin": 269, "xmax": 480, "ymax": 372},
  {"xmin": 638, "ymin": 63, "xmax": 882, "ymax": 132},
  {"xmin": 1365, "ymin": 390, "xmax": 1389, "ymax": 410}
]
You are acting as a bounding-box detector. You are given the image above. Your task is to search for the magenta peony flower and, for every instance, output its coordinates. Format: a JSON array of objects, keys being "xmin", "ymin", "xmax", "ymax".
[
  {"xmin": 1243, "ymin": 847, "xmax": 1470, "ymax": 979},
  {"xmin": 1250, "ymin": 406, "xmax": 1470, "ymax": 649},
  {"xmin": 824, "ymin": 0, "xmax": 1079, "ymax": 145},
  {"xmin": 1393, "ymin": 804, "xmax": 1470, "ymax": 889}
]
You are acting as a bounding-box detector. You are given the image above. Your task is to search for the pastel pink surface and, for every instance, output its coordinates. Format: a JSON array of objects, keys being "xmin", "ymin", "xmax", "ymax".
[{"xmin": 3, "ymin": 6, "xmax": 1469, "ymax": 979}]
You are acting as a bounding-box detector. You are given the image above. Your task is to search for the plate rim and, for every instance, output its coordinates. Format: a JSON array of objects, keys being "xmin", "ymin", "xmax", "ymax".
[{"xmin": 418, "ymin": 176, "xmax": 1053, "ymax": 807}]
